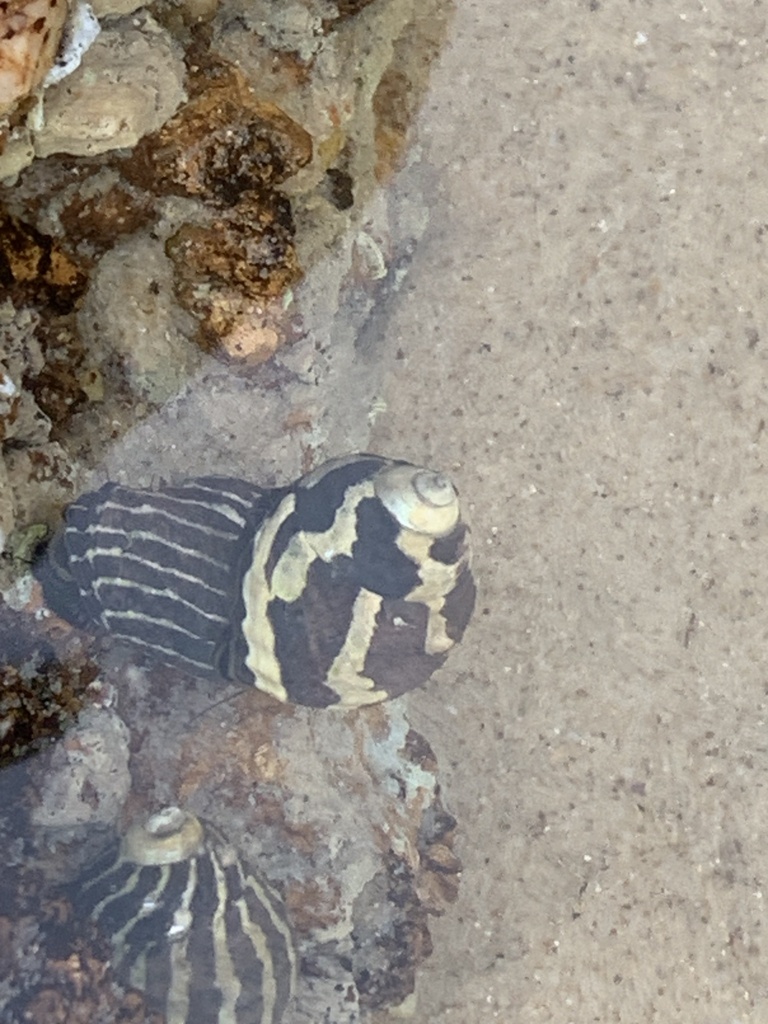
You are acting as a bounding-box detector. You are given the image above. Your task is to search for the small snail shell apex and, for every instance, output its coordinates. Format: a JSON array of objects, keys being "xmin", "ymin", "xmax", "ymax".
[
  {"xmin": 374, "ymin": 465, "xmax": 460, "ymax": 537},
  {"xmin": 68, "ymin": 808, "xmax": 297, "ymax": 1024},
  {"xmin": 414, "ymin": 470, "xmax": 455, "ymax": 506},
  {"xmin": 121, "ymin": 806, "xmax": 205, "ymax": 866}
]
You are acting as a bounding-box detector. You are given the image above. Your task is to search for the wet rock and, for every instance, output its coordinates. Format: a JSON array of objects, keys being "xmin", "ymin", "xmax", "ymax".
[
  {"xmin": 0, "ymin": 300, "xmax": 83, "ymax": 573},
  {"xmin": 228, "ymin": 0, "xmax": 332, "ymax": 62},
  {"xmin": 0, "ymin": 461, "xmax": 14, "ymax": 553},
  {"xmin": 211, "ymin": 0, "xmax": 451, "ymax": 195},
  {"xmin": 0, "ymin": 0, "xmax": 450, "ymax": 583},
  {"xmin": 0, "ymin": 127, "xmax": 36, "ymax": 182},
  {"xmin": 0, "ymin": 0, "xmax": 70, "ymax": 117},
  {"xmin": 33, "ymin": 13, "xmax": 186, "ymax": 159},
  {"xmin": 3, "ymin": 156, "xmax": 157, "ymax": 259},
  {"xmin": 0, "ymin": 369, "xmax": 50, "ymax": 449},
  {"xmin": 214, "ymin": 0, "xmax": 378, "ymax": 63},
  {"xmin": 77, "ymin": 231, "xmax": 200, "ymax": 402},
  {"xmin": 56, "ymin": 169, "xmax": 155, "ymax": 255},
  {"xmin": 0, "ymin": 600, "xmax": 99, "ymax": 766},
  {"xmin": 0, "ymin": 209, "xmax": 87, "ymax": 311},
  {"xmin": 0, "ymin": 903, "xmax": 156, "ymax": 1024},
  {"xmin": 121, "ymin": 64, "xmax": 312, "ymax": 202},
  {"xmin": 167, "ymin": 195, "xmax": 298, "ymax": 296},
  {"xmin": 0, "ymin": 677, "xmax": 461, "ymax": 1018},
  {"xmin": 87, "ymin": 0, "xmax": 144, "ymax": 15},
  {"xmin": 166, "ymin": 195, "xmax": 302, "ymax": 353},
  {"xmin": 118, "ymin": 63, "xmax": 309, "ymax": 357},
  {"xmin": 27, "ymin": 702, "xmax": 131, "ymax": 828},
  {"xmin": 4, "ymin": 442, "xmax": 78, "ymax": 531},
  {"xmin": 122, "ymin": 689, "xmax": 462, "ymax": 1016},
  {"xmin": 0, "ymin": 655, "xmax": 96, "ymax": 768}
]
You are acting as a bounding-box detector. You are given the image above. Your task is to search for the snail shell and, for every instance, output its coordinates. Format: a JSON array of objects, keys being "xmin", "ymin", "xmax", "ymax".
[
  {"xmin": 36, "ymin": 454, "xmax": 476, "ymax": 707},
  {"xmin": 68, "ymin": 807, "xmax": 296, "ymax": 1024}
]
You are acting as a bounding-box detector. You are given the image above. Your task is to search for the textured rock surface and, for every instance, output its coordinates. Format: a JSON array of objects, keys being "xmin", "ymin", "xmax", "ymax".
[
  {"xmin": 27, "ymin": 701, "xmax": 131, "ymax": 827},
  {"xmin": 0, "ymin": 852, "xmax": 156, "ymax": 1024},
  {"xmin": 0, "ymin": 299, "xmax": 82, "ymax": 568},
  {"xmin": 0, "ymin": 652, "xmax": 97, "ymax": 769},
  {"xmin": 13, "ymin": 651, "xmax": 460, "ymax": 1020},
  {"xmin": 77, "ymin": 232, "xmax": 200, "ymax": 402},
  {"xmin": 33, "ymin": 14, "xmax": 186, "ymax": 159},
  {"xmin": 0, "ymin": 0, "xmax": 449, "ymax": 579},
  {"xmin": 0, "ymin": 0, "xmax": 70, "ymax": 117}
]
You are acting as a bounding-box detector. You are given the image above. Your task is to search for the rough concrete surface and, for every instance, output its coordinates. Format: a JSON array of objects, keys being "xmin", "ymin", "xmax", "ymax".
[{"xmin": 369, "ymin": 1, "xmax": 768, "ymax": 1020}]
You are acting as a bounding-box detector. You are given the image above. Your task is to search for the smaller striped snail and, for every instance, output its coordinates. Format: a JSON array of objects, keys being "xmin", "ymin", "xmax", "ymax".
[
  {"xmin": 67, "ymin": 806, "xmax": 296, "ymax": 1024},
  {"xmin": 36, "ymin": 454, "xmax": 475, "ymax": 707}
]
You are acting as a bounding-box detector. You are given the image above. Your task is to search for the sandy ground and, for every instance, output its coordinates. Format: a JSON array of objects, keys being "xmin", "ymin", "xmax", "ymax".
[{"xmin": 368, "ymin": 1, "xmax": 768, "ymax": 1020}]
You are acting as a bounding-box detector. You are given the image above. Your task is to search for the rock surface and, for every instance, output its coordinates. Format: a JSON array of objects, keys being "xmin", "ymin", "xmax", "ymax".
[
  {"xmin": 15, "ymin": 651, "xmax": 461, "ymax": 1020},
  {"xmin": 33, "ymin": 14, "xmax": 186, "ymax": 159},
  {"xmin": 0, "ymin": 0, "xmax": 449, "ymax": 579}
]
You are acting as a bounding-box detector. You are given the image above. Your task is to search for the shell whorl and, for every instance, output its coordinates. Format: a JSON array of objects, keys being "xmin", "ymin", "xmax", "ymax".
[
  {"xmin": 36, "ymin": 454, "xmax": 476, "ymax": 707},
  {"xmin": 373, "ymin": 464, "xmax": 460, "ymax": 537},
  {"xmin": 69, "ymin": 808, "xmax": 297, "ymax": 1024},
  {"xmin": 121, "ymin": 805, "xmax": 205, "ymax": 866}
]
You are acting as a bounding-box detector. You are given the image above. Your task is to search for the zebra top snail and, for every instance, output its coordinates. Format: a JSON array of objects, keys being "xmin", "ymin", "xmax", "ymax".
[
  {"xmin": 37, "ymin": 454, "xmax": 475, "ymax": 707},
  {"xmin": 66, "ymin": 806, "xmax": 296, "ymax": 1024}
]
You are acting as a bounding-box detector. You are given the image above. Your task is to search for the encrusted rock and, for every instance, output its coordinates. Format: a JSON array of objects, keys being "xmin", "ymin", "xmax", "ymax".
[
  {"xmin": 56, "ymin": 168, "xmax": 155, "ymax": 254},
  {"xmin": 27, "ymin": 702, "xmax": 131, "ymax": 828},
  {"xmin": 0, "ymin": 598, "xmax": 100, "ymax": 766},
  {"xmin": 0, "ymin": 460, "xmax": 14, "ymax": 552},
  {"xmin": 33, "ymin": 13, "xmax": 186, "ymax": 159},
  {"xmin": 87, "ymin": 0, "xmax": 144, "ymax": 15},
  {"xmin": 0, "ymin": 0, "xmax": 452, "ymax": 644},
  {"xmin": 0, "ymin": 0, "xmax": 70, "ymax": 117},
  {"xmin": 5, "ymin": 442, "xmax": 79, "ymax": 525},
  {"xmin": 121, "ymin": 64, "xmax": 312, "ymax": 202},
  {"xmin": 77, "ymin": 231, "xmax": 200, "ymax": 402},
  {"xmin": 0, "ymin": 300, "xmax": 83, "ymax": 574},
  {"xmin": 121, "ymin": 686, "xmax": 462, "ymax": 1016},
  {"xmin": 213, "ymin": 0, "xmax": 378, "ymax": 63},
  {"xmin": 117, "ymin": 63, "xmax": 310, "ymax": 356},
  {"xmin": 0, "ymin": 654, "xmax": 97, "ymax": 768},
  {"xmin": 0, "ymin": 902, "xmax": 156, "ymax": 1024},
  {"xmin": 0, "ymin": 209, "xmax": 87, "ymax": 310},
  {"xmin": 166, "ymin": 194, "xmax": 302, "ymax": 351}
]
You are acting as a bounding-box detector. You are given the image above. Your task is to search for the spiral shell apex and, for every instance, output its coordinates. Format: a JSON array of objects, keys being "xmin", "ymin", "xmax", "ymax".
[
  {"xmin": 374, "ymin": 464, "xmax": 460, "ymax": 537},
  {"xmin": 121, "ymin": 805, "xmax": 205, "ymax": 865},
  {"xmin": 68, "ymin": 808, "xmax": 296, "ymax": 1024},
  {"xmin": 37, "ymin": 453, "xmax": 476, "ymax": 707}
]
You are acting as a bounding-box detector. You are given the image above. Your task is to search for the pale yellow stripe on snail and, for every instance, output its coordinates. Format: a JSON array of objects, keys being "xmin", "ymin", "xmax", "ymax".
[
  {"xmin": 221, "ymin": 862, "xmax": 283, "ymax": 1023},
  {"xmin": 241, "ymin": 495, "xmax": 295, "ymax": 702},
  {"xmin": 121, "ymin": 808, "xmax": 202, "ymax": 1021},
  {"xmin": 106, "ymin": 864, "xmax": 177, "ymax": 969},
  {"xmin": 265, "ymin": 480, "xmax": 377, "ymax": 605},
  {"xmin": 243, "ymin": 478, "xmax": 378, "ymax": 703},
  {"xmin": 283, "ymin": 478, "xmax": 373, "ymax": 572},
  {"xmin": 395, "ymin": 530, "xmax": 466, "ymax": 656},
  {"xmin": 305, "ymin": 479, "xmax": 374, "ymax": 562},
  {"xmin": 325, "ymin": 588, "xmax": 388, "ymax": 707},
  {"xmin": 240, "ymin": 863, "xmax": 298, "ymax": 1011},
  {"xmin": 208, "ymin": 848, "xmax": 242, "ymax": 1024},
  {"xmin": 163, "ymin": 924, "xmax": 194, "ymax": 1024}
]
